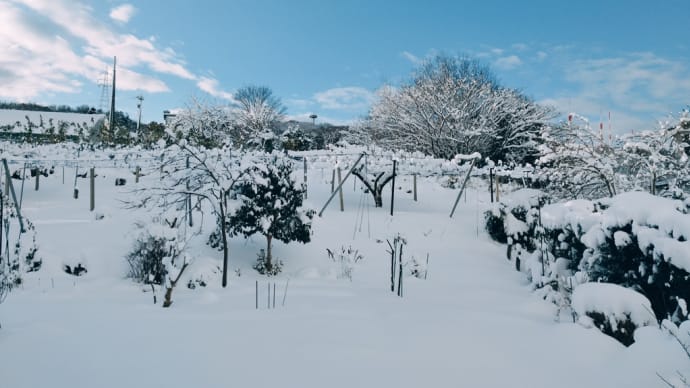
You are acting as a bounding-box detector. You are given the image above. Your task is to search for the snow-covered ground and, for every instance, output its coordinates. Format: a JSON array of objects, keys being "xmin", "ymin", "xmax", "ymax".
[
  {"xmin": 0, "ymin": 155, "xmax": 687, "ymax": 387},
  {"xmin": 0, "ymin": 109, "xmax": 104, "ymax": 136}
]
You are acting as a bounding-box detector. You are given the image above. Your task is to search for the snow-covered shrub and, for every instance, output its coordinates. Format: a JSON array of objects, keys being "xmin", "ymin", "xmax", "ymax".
[
  {"xmin": 486, "ymin": 190, "xmax": 690, "ymax": 326},
  {"xmin": 126, "ymin": 227, "xmax": 169, "ymax": 285},
  {"xmin": 572, "ymin": 282, "xmax": 656, "ymax": 346},
  {"xmin": 253, "ymin": 249, "xmax": 283, "ymax": 276},
  {"xmin": 327, "ymin": 245, "xmax": 364, "ymax": 281},
  {"xmin": 409, "ymin": 254, "xmax": 428, "ymax": 279},
  {"xmin": 485, "ymin": 189, "xmax": 546, "ymax": 265},
  {"xmin": 63, "ymin": 263, "xmax": 87, "ymax": 276},
  {"xmin": 1, "ymin": 195, "xmax": 41, "ymax": 288},
  {"xmin": 580, "ymin": 194, "xmax": 690, "ymax": 324},
  {"xmin": 126, "ymin": 221, "xmax": 190, "ymax": 307}
]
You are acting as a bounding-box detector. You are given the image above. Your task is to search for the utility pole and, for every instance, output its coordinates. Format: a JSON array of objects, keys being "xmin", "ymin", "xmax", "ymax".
[
  {"xmin": 136, "ymin": 95, "xmax": 144, "ymax": 132},
  {"xmin": 109, "ymin": 56, "xmax": 117, "ymax": 144}
]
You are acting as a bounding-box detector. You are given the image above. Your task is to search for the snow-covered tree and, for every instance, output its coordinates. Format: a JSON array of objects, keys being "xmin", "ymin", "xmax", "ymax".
[
  {"xmin": 362, "ymin": 55, "xmax": 552, "ymax": 162},
  {"xmin": 167, "ymin": 98, "xmax": 233, "ymax": 148},
  {"xmin": 130, "ymin": 140, "xmax": 246, "ymax": 287},
  {"xmin": 231, "ymin": 85, "xmax": 286, "ymax": 150},
  {"xmin": 537, "ymin": 115, "xmax": 621, "ymax": 200},
  {"xmin": 229, "ymin": 154, "xmax": 314, "ymax": 275},
  {"xmin": 620, "ymin": 125, "xmax": 690, "ymax": 196}
]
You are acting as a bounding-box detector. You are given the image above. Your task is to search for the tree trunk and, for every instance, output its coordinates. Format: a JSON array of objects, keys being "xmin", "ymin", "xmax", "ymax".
[
  {"xmin": 265, "ymin": 234, "xmax": 273, "ymax": 271},
  {"xmin": 220, "ymin": 197, "xmax": 229, "ymax": 288},
  {"xmin": 373, "ymin": 192, "xmax": 383, "ymax": 207},
  {"xmin": 163, "ymin": 287, "xmax": 174, "ymax": 307}
]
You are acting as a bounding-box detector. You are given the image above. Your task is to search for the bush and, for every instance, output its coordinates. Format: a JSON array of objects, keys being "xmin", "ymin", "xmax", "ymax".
[
  {"xmin": 125, "ymin": 231, "xmax": 169, "ymax": 285},
  {"xmin": 572, "ymin": 282, "xmax": 656, "ymax": 346},
  {"xmin": 253, "ymin": 249, "xmax": 282, "ymax": 276}
]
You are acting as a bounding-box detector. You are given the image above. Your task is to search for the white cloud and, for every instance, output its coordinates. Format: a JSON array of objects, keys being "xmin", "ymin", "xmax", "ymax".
[
  {"xmin": 536, "ymin": 51, "xmax": 548, "ymax": 61},
  {"xmin": 314, "ymin": 87, "xmax": 375, "ymax": 110},
  {"xmin": 494, "ymin": 55, "xmax": 522, "ymax": 70},
  {"xmin": 0, "ymin": 0, "xmax": 202, "ymax": 102},
  {"xmin": 512, "ymin": 43, "xmax": 528, "ymax": 51},
  {"xmin": 401, "ymin": 51, "xmax": 422, "ymax": 65},
  {"xmin": 196, "ymin": 77, "xmax": 234, "ymax": 101},
  {"xmin": 109, "ymin": 4, "xmax": 136, "ymax": 23}
]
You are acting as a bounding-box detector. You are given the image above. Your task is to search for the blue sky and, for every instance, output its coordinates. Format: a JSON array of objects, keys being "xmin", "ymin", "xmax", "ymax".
[{"xmin": 1, "ymin": 0, "xmax": 688, "ymax": 132}]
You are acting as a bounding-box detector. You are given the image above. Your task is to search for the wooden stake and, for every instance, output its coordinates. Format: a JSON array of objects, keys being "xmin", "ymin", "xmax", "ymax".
[
  {"xmin": 318, "ymin": 153, "xmax": 365, "ymax": 217},
  {"xmin": 272, "ymin": 283, "xmax": 276, "ymax": 309},
  {"xmin": 449, "ymin": 159, "xmax": 476, "ymax": 218},
  {"xmin": 267, "ymin": 282, "xmax": 270, "ymax": 309},
  {"xmin": 135, "ymin": 166, "xmax": 141, "ymax": 183},
  {"xmin": 34, "ymin": 169, "xmax": 39, "ymax": 191},
  {"xmin": 19, "ymin": 164, "xmax": 26, "ymax": 209},
  {"xmin": 255, "ymin": 280, "xmax": 258, "ymax": 309},
  {"xmin": 331, "ymin": 169, "xmax": 335, "ymax": 193},
  {"xmin": 413, "ymin": 174, "xmax": 417, "ymax": 201},
  {"xmin": 282, "ymin": 279, "xmax": 289, "ymax": 307}
]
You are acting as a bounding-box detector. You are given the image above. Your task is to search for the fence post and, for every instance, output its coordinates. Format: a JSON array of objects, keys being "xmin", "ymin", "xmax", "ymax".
[
  {"xmin": 34, "ymin": 169, "xmax": 39, "ymax": 191},
  {"xmin": 390, "ymin": 160, "xmax": 396, "ymax": 216},
  {"xmin": 2, "ymin": 159, "xmax": 25, "ymax": 232},
  {"xmin": 89, "ymin": 167, "xmax": 95, "ymax": 211},
  {"xmin": 331, "ymin": 169, "xmax": 335, "ymax": 193},
  {"xmin": 303, "ymin": 157, "xmax": 308, "ymax": 199},
  {"xmin": 338, "ymin": 167, "xmax": 344, "ymax": 212},
  {"xmin": 413, "ymin": 173, "xmax": 417, "ymax": 201},
  {"xmin": 135, "ymin": 166, "xmax": 141, "ymax": 183},
  {"xmin": 489, "ymin": 168, "xmax": 494, "ymax": 203}
]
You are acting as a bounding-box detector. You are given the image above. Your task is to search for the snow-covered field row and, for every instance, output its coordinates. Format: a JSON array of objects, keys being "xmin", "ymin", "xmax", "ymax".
[{"xmin": 0, "ymin": 154, "xmax": 687, "ymax": 388}]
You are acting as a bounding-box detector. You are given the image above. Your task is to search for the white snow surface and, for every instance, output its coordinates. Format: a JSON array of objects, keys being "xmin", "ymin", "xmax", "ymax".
[
  {"xmin": 572, "ymin": 282, "xmax": 657, "ymax": 330},
  {"xmin": 0, "ymin": 145, "xmax": 687, "ymax": 387}
]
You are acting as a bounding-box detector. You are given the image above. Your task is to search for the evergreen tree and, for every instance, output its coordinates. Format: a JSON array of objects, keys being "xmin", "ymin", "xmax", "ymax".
[{"xmin": 229, "ymin": 154, "xmax": 314, "ymax": 274}]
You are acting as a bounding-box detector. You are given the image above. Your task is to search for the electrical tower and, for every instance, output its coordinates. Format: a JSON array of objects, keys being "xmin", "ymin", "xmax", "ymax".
[{"xmin": 97, "ymin": 67, "xmax": 110, "ymax": 113}]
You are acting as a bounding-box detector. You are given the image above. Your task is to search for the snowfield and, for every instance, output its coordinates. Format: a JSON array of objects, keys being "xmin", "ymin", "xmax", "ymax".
[{"xmin": 0, "ymin": 151, "xmax": 688, "ymax": 388}]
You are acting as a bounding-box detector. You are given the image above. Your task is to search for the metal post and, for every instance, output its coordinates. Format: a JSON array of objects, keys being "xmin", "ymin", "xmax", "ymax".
[
  {"xmin": 390, "ymin": 160, "xmax": 396, "ymax": 216},
  {"xmin": 89, "ymin": 167, "xmax": 95, "ymax": 211},
  {"xmin": 337, "ymin": 167, "xmax": 344, "ymax": 212},
  {"xmin": 489, "ymin": 168, "xmax": 494, "ymax": 203}
]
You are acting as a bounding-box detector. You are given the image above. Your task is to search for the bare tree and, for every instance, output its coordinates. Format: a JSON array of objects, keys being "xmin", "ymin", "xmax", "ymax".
[
  {"xmin": 130, "ymin": 141, "xmax": 244, "ymax": 288},
  {"xmin": 232, "ymin": 85, "xmax": 286, "ymax": 149}
]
